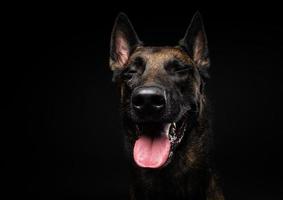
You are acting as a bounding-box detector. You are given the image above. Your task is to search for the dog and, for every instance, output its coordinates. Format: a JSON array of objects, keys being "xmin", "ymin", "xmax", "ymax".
[{"xmin": 109, "ymin": 12, "xmax": 224, "ymax": 200}]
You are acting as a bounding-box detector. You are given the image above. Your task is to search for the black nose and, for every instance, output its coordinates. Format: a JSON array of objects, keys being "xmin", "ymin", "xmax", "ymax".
[{"xmin": 132, "ymin": 86, "xmax": 166, "ymax": 113}]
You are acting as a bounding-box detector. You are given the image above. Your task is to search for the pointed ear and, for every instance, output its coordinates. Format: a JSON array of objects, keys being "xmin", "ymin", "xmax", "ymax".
[
  {"xmin": 110, "ymin": 12, "xmax": 142, "ymax": 71},
  {"xmin": 179, "ymin": 11, "xmax": 210, "ymax": 71}
]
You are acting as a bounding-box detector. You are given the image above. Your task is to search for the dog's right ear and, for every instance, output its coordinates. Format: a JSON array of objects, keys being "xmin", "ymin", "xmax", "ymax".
[{"xmin": 110, "ymin": 13, "xmax": 142, "ymax": 71}]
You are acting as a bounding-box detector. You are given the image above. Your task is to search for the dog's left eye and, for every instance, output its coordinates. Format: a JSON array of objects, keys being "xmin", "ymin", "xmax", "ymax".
[
  {"xmin": 165, "ymin": 60, "xmax": 192, "ymax": 74},
  {"xmin": 173, "ymin": 65, "xmax": 192, "ymax": 73}
]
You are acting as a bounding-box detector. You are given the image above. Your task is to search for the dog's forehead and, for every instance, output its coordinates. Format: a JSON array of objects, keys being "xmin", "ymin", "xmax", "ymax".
[{"xmin": 130, "ymin": 46, "xmax": 193, "ymax": 65}]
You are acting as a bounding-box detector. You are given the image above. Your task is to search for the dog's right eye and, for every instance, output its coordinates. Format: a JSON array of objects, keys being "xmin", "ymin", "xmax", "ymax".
[
  {"xmin": 133, "ymin": 57, "xmax": 145, "ymax": 67},
  {"xmin": 122, "ymin": 57, "xmax": 145, "ymax": 80},
  {"xmin": 122, "ymin": 68, "xmax": 137, "ymax": 80}
]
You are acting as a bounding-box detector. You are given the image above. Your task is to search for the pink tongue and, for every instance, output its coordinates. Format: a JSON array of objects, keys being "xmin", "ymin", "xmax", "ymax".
[{"xmin": 133, "ymin": 134, "xmax": 171, "ymax": 168}]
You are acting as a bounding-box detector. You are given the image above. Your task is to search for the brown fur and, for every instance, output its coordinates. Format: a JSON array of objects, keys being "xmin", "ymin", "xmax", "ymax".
[
  {"xmin": 126, "ymin": 47, "xmax": 194, "ymax": 83},
  {"xmin": 110, "ymin": 12, "xmax": 224, "ymax": 200}
]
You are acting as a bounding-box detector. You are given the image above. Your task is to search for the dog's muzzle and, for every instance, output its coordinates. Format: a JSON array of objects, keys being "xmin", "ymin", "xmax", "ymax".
[{"xmin": 131, "ymin": 86, "xmax": 166, "ymax": 118}]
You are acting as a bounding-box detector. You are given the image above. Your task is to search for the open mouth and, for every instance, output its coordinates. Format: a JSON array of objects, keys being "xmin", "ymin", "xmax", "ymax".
[{"xmin": 133, "ymin": 115, "xmax": 187, "ymax": 169}]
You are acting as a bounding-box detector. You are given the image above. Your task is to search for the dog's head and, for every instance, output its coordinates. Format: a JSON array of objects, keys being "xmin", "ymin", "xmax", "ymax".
[{"xmin": 109, "ymin": 12, "xmax": 210, "ymax": 169}]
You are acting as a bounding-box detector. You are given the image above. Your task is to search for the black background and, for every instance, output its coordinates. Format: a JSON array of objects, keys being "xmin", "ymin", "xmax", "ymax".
[{"xmin": 7, "ymin": 2, "xmax": 283, "ymax": 200}]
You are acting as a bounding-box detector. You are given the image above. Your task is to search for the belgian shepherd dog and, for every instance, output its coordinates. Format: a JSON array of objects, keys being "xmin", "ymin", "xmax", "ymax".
[{"xmin": 109, "ymin": 12, "xmax": 224, "ymax": 200}]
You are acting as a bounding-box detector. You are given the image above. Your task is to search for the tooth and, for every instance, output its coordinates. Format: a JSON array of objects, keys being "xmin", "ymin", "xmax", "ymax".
[
  {"xmin": 163, "ymin": 123, "xmax": 171, "ymax": 136},
  {"xmin": 172, "ymin": 123, "xmax": 176, "ymax": 129}
]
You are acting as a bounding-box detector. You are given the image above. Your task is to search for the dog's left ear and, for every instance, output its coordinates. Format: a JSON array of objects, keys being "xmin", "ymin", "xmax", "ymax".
[
  {"xmin": 179, "ymin": 11, "xmax": 210, "ymax": 72},
  {"xmin": 110, "ymin": 12, "xmax": 142, "ymax": 71}
]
